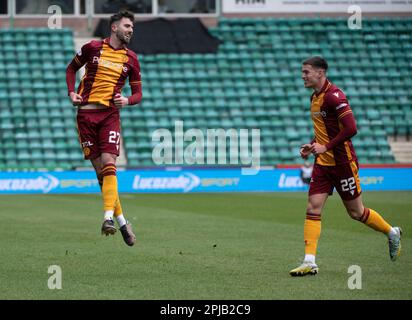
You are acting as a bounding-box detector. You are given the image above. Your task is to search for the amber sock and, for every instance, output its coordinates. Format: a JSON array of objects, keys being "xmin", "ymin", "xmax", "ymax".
[
  {"xmin": 359, "ymin": 207, "xmax": 392, "ymax": 234},
  {"xmin": 101, "ymin": 164, "xmax": 118, "ymax": 220},
  {"xmin": 98, "ymin": 173, "xmax": 122, "ymax": 217},
  {"xmin": 304, "ymin": 212, "xmax": 322, "ymax": 258}
]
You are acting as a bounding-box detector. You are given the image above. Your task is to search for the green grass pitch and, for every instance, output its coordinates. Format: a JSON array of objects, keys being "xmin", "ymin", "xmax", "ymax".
[{"xmin": 0, "ymin": 192, "xmax": 410, "ymax": 300}]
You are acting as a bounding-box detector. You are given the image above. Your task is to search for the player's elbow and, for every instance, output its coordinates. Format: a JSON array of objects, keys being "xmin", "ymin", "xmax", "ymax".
[
  {"xmin": 128, "ymin": 93, "xmax": 142, "ymax": 105},
  {"xmin": 134, "ymin": 93, "xmax": 142, "ymax": 105},
  {"xmin": 67, "ymin": 60, "xmax": 81, "ymax": 74},
  {"xmin": 66, "ymin": 64, "xmax": 75, "ymax": 75},
  {"xmin": 345, "ymin": 120, "xmax": 357, "ymax": 138},
  {"xmin": 350, "ymin": 126, "xmax": 357, "ymax": 137},
  {"xmin": 346, "ymin": 128, "xmax": 357, "ymax": 141}
]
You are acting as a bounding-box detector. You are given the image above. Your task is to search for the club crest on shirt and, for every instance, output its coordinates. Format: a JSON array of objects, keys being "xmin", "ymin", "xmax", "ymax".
[{"xmin": 83, "ymin": 147, "xmax": 91, "ymax": 156}]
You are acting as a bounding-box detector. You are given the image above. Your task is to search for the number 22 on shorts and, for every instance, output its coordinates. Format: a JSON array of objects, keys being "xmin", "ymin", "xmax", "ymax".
[{"xmin": 341, "ymin": 177, "xmax": 356, "ymax": 192}]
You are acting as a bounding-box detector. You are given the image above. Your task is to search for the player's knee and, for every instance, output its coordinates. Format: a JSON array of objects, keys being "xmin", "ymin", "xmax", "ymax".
[
  {"xmin": 306, "ymin": 204, "xmax": 322, "ymax": 216},
  {"xmin": 347, "ymin": 208, "xmax": 363, "ymax": 220},
  {"xmin": 101, "ymin": 153, "xmax": 117, "ymax": 167}
]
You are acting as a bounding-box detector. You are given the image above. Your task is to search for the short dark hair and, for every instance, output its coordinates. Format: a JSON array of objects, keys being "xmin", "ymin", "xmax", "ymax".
[
  {"xmin": 302, "ymin": 56, "xmax": 328, "ymax": 71},
  {"xmin": 109, "ymin": 10, "xmax": 135, "ymax": 26}
]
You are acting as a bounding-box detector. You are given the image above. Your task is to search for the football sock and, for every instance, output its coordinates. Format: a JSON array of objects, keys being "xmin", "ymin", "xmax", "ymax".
[
  {"xmin": 98, "ymin": 173, "xmax": 122, "ymax": 217},
  {"xmin": 387, "ymin": 227, "xmax": 398, "ymax": 239},
  {"xmin": 304, "ymin": 212, "xmax": 321, "ymax": 256},
  {"xmin": 104, "ymin": 210, "xmax": 114, "ymax": 221},
  {"xmin": 114, "ymin": 198, "xmax": 123, "ymax": 217},
  {"xmin": 304, "ymin": 254, "xmax": 316, "ymax": 264},
  {"xmin": 359, "ymin": 207, "xmax": 392, "ymax": 234},
  {"xmin": 101, "ymin": 163, "xmax": 118, "ymax": 218},
  {"xmin": 116, "ymin": 214, "xmax": 127, "ymax": 228}
]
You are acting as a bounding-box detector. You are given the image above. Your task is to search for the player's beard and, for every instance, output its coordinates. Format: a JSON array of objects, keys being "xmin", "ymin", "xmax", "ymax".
[
  {"xmin": 303, "ymin": 79, "xmax": 314, "ymax": 88},
  {"xmin": 116, "ymin": 31, "xmax": 132, "ymax": 45}
]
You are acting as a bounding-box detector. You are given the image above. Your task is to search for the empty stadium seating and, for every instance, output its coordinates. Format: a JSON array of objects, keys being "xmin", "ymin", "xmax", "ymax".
[
  {"xmin": 123, "ymin": 17, "xmax": 411, "ymax": 165},
  {"xmin": 0, "ymin": 28, "xmax": 88, "ymax": 170},
  {"xmin": 1, "ymin": 18, "xmax": 411, "ymax": 170}
]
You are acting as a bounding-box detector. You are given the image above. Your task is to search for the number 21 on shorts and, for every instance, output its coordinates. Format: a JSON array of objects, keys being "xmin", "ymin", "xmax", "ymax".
[{"xmin": 109, "ymin": 131, "xmax": 120, "ymax": 150}]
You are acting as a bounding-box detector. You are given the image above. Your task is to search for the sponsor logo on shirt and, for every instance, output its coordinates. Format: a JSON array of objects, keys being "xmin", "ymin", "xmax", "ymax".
[{"xmin": 92, "ymin": 56, "xmax": 128, "ymax": 73}]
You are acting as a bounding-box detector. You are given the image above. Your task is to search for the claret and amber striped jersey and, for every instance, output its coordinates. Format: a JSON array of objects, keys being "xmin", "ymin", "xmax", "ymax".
[
  {"xmin": 66, "ymin": 38, "xmax": 142, "ymax": 107},
  {"xmin": 310, "ymin": 79, "xmax": 358, "ymax": 166}
]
